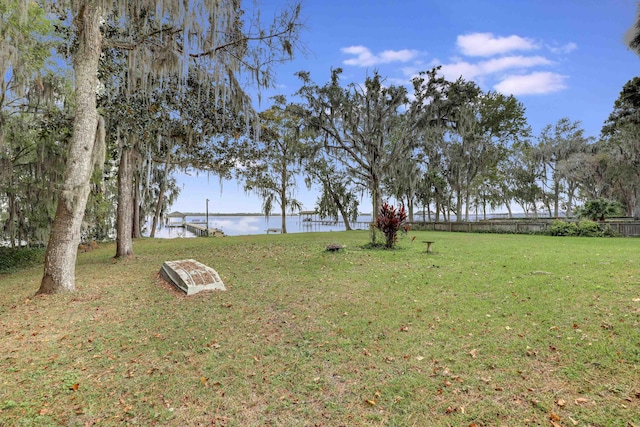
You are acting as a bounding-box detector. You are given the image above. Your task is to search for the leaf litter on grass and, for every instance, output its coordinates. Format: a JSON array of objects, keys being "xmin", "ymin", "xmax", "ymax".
[{"xmin": 1, "ymin": 233, "xmax": 640, "ymax": 425}]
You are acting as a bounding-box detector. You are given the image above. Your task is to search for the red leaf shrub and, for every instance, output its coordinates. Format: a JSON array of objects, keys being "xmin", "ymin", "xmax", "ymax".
[{"xmin": 374, "ymin": 202, "xmax": 407, "ymax": 248}]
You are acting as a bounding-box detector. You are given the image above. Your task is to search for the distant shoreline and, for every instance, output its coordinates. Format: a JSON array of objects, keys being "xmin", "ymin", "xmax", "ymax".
[{"xmin": 172, "ymin": 212, "xmax": 373, "ymax": 217}]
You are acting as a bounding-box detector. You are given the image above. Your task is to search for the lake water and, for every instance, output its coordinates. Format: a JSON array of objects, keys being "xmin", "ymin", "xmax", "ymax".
[
  {"xmin": 146, "ymin": 211, "xmax": 531, "ymax": 238},
  {"xmin": 148, "ymin": 214, "xmax": 374, "ymax": 238}
]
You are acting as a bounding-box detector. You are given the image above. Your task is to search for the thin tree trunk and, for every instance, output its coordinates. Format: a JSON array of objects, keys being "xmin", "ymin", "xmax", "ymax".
[
  {"xmin": 369, "ymin": 175, "xmax": 383, "ymax": 245},
  {"xmin": 464, "ymin": 191, "xmax": 470, "ymax": 221},
  {"xmin": 371, "ymin": 177, "xmax": 382, "ymax": 218},
  {"xmin": 566, "ymin": 188, "xmax": 574, "ymax": 218},
  {"xmin": 280, "ymin": 196, "xmax": 287, "ymax": 233},
  {"xmin": 8, "ymin": 192, "xmax": 15, "ymax": 249},
  {"xmin": 456, "ymin": 188, "xmax": 463, "ymax": 222},
  {"xmin": 116, "ymin": 146, "xmax": 135, "ymax": 258},
  {"xmin": 37, "ymin": 3, "xmax": 102, "ymax": 294},
  {"xmin": 334, "ymin": 192, "xmax": 353, "ymax": 231},
  {"xmin": 150, "ymin": 160, "xmax": 173, "ymax": 238},
  {"xmin": 150, "ymin": 182, "xmax": 165, "ymax": 238},
  {"xmin": 133, "ymin": 188, "xmax": 141, "ymax": 238},
  {"xmin": 553, "ymin": 180, "xmax": 560, "ymax": 218},
  {"xmin": 280, "ymin": 166, "xmax": 287, "ymax": 233},
  {"xmin": 407, "ymin": 198, "xmax": 414, "ymax": 222}
]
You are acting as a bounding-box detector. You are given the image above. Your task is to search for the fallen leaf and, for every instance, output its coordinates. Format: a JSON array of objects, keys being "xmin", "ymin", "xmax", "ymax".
[
  {"xmin": 365, "ymin": 399, "xmax": 376, "ymax": 406},
  {"xmin": 69, "ymin": 383, "xmax": 79, "ymax": 391},
  {"xmin": 200, "ymin": 377, "xmax": 208, "ymax": 386},
  {"xmin": 445, "ymin": 406, "xmax": 456, "ymax": 414},
  {"xmin": 556, "ymin": 398, "xmax": 566, "ymax": 407},
  {"xmin": 632, "ymin": 298, "xmax": 640, "ymax": 302},
  {"xmin": 469, "ymin": 349, "xmax": 478, "ymax": 359},
  {"xmin": 399, "ymin": 325, "xmax": 409, "ymax": 332},
  {"xmin": 549, "ymin": 412, "xmax": 561, "ymax": 421},
  {"xmin": 574, "ymin": 397, "xmax": 589, "ymax": 405},
  {"xmin": 415, "ymin": 356, "xmax": 424, "ymax": 361}
]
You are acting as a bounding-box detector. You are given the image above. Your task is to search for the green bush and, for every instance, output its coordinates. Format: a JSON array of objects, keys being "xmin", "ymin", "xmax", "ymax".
[
  {"xmin": 577, "ymin": 198, "xmax": 622, "ymax": 221},
  {"xmin": 0, "ymin": 247, "xmax": 45, "ymax": 274},
  {"xmin": 549, "ymin": 220, "xmax": 577, "ymax": 236},
  {"xmin": 601, "ymin": 225, "xmax": 621, "ymax": 237},
  {"xmin": 577, "ymin": 220, "xmax": 601, "ymax": 237}
]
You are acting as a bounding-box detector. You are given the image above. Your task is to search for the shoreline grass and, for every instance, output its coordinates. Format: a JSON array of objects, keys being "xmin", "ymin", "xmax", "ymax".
[{"xmin": 1, "ymin": 231, "xmax": 639, "ymax": 426}]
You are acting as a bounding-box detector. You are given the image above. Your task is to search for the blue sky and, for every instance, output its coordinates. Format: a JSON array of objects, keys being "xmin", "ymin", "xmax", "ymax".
[{"xmin": 172, "ymin": 0, "xmax": 639, "ymax": 214}]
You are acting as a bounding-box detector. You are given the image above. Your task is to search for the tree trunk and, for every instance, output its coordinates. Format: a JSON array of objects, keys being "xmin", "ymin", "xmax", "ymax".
[
  {"xmin": 150, "ymin": 160, "xmax": 173, "ymax": 238},
  {"xmin": 464, "ymin": 191, "xmax": 470, "ymax": 221},
  {"xmin": 553, "ymin": 180, "xmax": 560, "ymax": 218},
  {"xmin": 330, "ymin": 191, "xmax": 352, "ymax": 231},
  {"xmin": 150, "ymin": 182, "xmax": 165, "ymax": 238},
  {"xmin": 7, "ymin": 192, "xmax": 15, "ymax": 249},
  {"xmin": 456, "ymin": 188, "xmax": 463, "ymax": 222},
  {"xmin": 369, "ymin": 175, "xmax": 383, "ymax": 245},
  {"xmin": 280, "ymin": 195, "xmax": 287, "ymax": 233},
  {"xmin": 407, "ymin": 198, "xmax": 414, "ymax": 222},
  {"xmin": 37, "ymin": 3, "xmax": 102, "ymax": 295},
  {"xmin": 116, "ymin": 146, "xmax": 135, "ymax": 258},
  {"xmin": 132, "ymin": 171, "xmax": 142, "ymax": 238},
  {"xmin": 280, "ymin": 166, "xmax": 287, "ymax": 233},
  {"xmin": 371, "ymin": 176, "xmax": 382, "ymax": 218}
]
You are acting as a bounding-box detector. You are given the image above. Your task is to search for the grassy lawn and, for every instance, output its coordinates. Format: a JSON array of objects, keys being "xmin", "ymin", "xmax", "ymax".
[{"xmin": 1, "ymin": 231, "xmax": 639, "ymax": 426}]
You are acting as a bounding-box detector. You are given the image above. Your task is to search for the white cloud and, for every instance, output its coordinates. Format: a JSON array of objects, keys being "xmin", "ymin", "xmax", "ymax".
[
  {"xmin": 341, "ymin": 45, "xmax": 420, "ymax": 67},
  {"xmin": 482, "ymin": 56, "xmax": 552, "ymax": 73},
  {"xmin": 547, "ymin": 42, "xmax": 578, "ymax": 54},
  {"xmin": 439, "ymin": 55, "xmax": 552, "ymax": 80},
  {"xmin": 338, "ymin": 34, "xmax": 572, "ymax": 97},
  {"xmin": 457, "ymin": 32, "xmax": 539, "ymax": 57},
  {"xmin": 439, "ymin": 61, "xmax": 479, "ymax": 80},
  {"xmin": 493, "ymin": 72, "xmax": 568, "ymax": 95}
]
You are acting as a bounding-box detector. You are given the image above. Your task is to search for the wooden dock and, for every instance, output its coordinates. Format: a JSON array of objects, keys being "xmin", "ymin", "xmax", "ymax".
[{"xmin": 184, "ymin": 223, "xmax": 224, "ymax": 237}]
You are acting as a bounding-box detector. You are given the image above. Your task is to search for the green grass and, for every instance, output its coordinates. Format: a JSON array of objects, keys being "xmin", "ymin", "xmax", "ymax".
[{"xmin": 1, "ymin": 231, "xmax": 639, "ymax": 426}]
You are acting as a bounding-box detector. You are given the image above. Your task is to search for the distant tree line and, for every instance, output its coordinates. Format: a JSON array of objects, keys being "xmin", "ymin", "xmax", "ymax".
[{"xmin": 245, "ymin": 70, "xmax": 640, "ymax": 235}]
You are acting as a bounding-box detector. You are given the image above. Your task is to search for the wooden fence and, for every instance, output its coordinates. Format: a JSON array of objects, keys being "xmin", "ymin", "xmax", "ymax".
[{"xmin": 408, "ymin": 220, "xmax": 640, "ymax": 237}]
